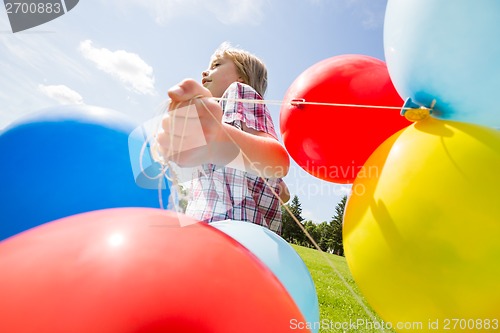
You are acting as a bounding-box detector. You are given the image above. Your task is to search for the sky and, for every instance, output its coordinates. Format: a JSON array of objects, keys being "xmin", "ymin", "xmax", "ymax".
[{"xmin": 0, "ymin": 0, "xmax": 389, "ymax": 223}]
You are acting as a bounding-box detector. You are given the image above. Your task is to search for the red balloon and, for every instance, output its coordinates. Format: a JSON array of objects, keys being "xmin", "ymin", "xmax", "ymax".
[
  {"xmin": 280, "ymin": 54, "xmax": 411, "ymax": 183},
  {"xmin": 0, "ymin": 208, "xmax": 308, "ymax": 333}
]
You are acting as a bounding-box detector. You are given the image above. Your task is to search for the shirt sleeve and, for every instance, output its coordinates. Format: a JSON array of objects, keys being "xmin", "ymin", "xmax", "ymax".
[{"xmin": 220, "ymin": 82, "xmax": 278, "ymax": 140}]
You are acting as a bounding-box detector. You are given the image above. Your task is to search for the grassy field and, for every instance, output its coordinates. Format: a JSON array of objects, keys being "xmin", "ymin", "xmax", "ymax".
[{"xmin": 292, "ymin": 245, "xmax": 395, "ymax": 333}]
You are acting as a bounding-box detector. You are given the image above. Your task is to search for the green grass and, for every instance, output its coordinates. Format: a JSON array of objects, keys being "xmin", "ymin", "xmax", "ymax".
[{"xmin": 292, "ymin": 245, "xmax": 395, "ymax": 333}]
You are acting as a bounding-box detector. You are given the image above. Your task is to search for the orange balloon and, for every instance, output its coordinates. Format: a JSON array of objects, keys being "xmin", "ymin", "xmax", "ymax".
[{"xmin": 0, "ymin": 208, "xmax": 308, "ymax": 333}]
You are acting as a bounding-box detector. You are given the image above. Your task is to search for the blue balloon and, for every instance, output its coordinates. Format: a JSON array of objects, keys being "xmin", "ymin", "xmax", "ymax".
[
  {"xmin": 0, "ymin": 105, "xmax": 170, "ymax": 240},
  {"xmin": 211, "ymin": 220, "xmax": 320, "ymax": 333},
  {"xmin": 384, "ymin": 0, "xmax": 500, "ymax": 128}
]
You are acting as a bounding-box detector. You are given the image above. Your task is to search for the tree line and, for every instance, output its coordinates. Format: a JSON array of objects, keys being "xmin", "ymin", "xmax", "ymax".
[{"xmin": 281, "ymin": 195, "xmax": 347, "ymax": 256}]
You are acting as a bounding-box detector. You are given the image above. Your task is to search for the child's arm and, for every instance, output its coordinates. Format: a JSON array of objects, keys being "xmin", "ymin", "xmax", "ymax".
[
  {"xmin": 157, "ymin": 79, "xmax": 289, "ymax": 179},
  {"xmin": 277, "ymin": 179, "xmax": 291, "ymax": 203}
]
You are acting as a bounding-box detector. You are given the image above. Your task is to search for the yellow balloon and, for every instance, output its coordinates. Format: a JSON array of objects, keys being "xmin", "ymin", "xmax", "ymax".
[{"xmin": 344, "ymin": 118, "xmax": 500, "ymax": 332}]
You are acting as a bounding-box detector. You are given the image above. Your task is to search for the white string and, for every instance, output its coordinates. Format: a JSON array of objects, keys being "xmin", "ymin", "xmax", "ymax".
[
  {"xmin": 138, "ymin": 99, "xmax": 195, "ymax": 211},
  {"xmin": 214, "ymin": 96, "xmax": 432, "ymax": 111},
  {"xmin": 141, "ymin": 95, "xmax": 393, "ymax": 332},
  {"xmin": 194, "ymin": 97, "xmax": 388, "ymax": 332}
]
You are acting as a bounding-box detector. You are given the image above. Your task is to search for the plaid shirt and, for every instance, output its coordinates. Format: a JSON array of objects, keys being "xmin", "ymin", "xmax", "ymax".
[{"xmin": 184, "ymin": 82, "xmax": 283, "ymax": 234}]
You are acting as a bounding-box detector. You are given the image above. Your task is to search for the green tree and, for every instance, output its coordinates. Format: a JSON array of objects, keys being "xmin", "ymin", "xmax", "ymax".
[
  {"xmin": 302, "ymin": 220, "xmax": 318, "ymax": 248},
  {"xmin": 281, "ymin": 195, "xmax": 305, "ymax": 244},
  {"xmin": 316, "ymin": 221, "xmax": 334, "ymax": 252},
  {"xmin": 330, "ymin": 195, "xmax": 347, "ymax": 256},
  {"xmin": 302, "ymin": 220, "xmax": 335, "ymax": 252}
]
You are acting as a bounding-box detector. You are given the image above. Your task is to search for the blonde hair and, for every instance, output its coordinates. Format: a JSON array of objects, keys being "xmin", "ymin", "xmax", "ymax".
[{"xmin": 211, "ymin": 42, "xmax": 268, "ymax": 97}]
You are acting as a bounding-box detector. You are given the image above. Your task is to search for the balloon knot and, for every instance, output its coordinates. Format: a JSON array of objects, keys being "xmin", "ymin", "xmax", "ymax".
[
  {"xmin": 290, "ymin": 98, "xmax": 305, "ymax": 107},
  {"xmin": 401, "ymin": 97, "xmax": 432, "ymax": 122},
  {"xmin": 404, "ymin": 108, "xmax": 431, "ymax": 122}
]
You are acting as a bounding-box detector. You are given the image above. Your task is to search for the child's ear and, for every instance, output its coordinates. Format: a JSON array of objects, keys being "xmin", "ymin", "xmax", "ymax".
[{"xmin": 237, "ymin": 77, "xmax": 245, "ymax": 83}]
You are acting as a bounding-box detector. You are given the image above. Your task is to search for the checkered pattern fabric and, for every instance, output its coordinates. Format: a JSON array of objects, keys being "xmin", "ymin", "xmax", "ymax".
[{"xmin": 184, "ymin": 82, "xmax": 283, "ymax": 234}]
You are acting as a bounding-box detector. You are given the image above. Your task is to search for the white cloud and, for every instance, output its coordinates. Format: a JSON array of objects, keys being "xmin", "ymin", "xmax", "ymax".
[
  {"xmin": 346, "ymin": 0, "xmax": 386, "ymax": 29},
  {"xmin": 302, "ymin": 208, "xmax": 321, "ymax": 223},
  {"xmin": 78, "ymin": 40, "xmax": 156, "ymax": 95},
  {"xmin": 38, "ymin": 84, "xmax": 83, "ymax": 105},
  {"xmin": 359, "ymin": 6, "xmax": 385, "ymax": 29},
  {"xmin": 103, "ymin": 0, "xmax": 265, "ymax": 26},
  {"xmin": 0, "ymin": 32, "xmax": 92, "ymax": 128},
  {"xmin": 115, "ymin": 0, "xmax": 202, "ymax": 25},
  {"xmin": 208, "ymin": 0, "xmax": 264, "ymax": 25},
  {"xmin": 309, "ymin": 0, "xmax": 386, "ymax": 29},
  {"xmin": 0, "ymin": 31, "xmax": 90, "ymax": 80}
]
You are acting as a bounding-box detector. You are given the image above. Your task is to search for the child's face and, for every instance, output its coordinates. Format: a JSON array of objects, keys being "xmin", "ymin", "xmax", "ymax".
[{"xmin": 202, "ymin": 54, "xmax": 242, "ymax": 98}]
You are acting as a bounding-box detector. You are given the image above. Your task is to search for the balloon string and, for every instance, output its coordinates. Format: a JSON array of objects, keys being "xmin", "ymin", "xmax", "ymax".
[
  {"xmin": 137, "ymin": 102, "xmax": 168, "ymax": 209},
  {"xmin": 148, "ymin": 95, "xmax": 388, "ymax": 331},
  {"xmin": 159, "ymin": 97, "xmax": 199, "ymax": 212},
  {"xmin": 194, "ymin": 97, "xmax": 388, "ymax": 332},
  {"xmin": 139, "ymin": 98, "xmax": 197, "ymax": 211},
  {"xmin": 213, "ymin": 96, "xmax": 432, "ymax": 111}
]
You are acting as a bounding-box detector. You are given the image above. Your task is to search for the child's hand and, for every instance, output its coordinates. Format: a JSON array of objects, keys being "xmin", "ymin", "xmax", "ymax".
[
  {"xmin": 156, "ymin": 79, "xmax": 289, "ymax": 178},
  {"xmin": 156, "ymin": 79, "xmax": 226, "ymax": 166}
]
